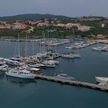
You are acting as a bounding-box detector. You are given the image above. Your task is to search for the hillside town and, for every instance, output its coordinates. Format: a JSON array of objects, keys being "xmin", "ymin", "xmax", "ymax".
[{"xmin": 0, "ymin": 16, "xmax": 108, "ymax": 39}]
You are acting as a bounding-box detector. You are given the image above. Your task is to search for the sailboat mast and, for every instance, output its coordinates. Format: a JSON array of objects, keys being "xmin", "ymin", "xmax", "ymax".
[
  {"xmin": 25, "ymin": 33, "xmax": 28, "ymax": 56},
  {"xmin": 43, "ymin": 31, "xmax": 46, "ymax": 53},
  {"xmin": 18, "ymin": 33, "xmax": 20, "ymax": 57},
  {"xmin": 32, "ymin": 40, "xmax": 35, "ymax": 56}
]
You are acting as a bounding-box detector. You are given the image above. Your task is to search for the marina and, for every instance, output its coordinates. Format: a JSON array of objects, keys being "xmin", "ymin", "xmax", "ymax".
[
  {"xmin": 1, "ymin": 0, "xmax": 108, "ymax": 107},
  {"xmin": 0, "ymin": 39, "xmax": 108, "ymax": 107}
]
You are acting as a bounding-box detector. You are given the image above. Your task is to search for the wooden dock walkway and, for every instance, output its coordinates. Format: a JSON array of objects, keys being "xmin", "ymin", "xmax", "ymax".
[{"xmin": 35, "ymin": 75, "xmax": 108, "ymax": 92}]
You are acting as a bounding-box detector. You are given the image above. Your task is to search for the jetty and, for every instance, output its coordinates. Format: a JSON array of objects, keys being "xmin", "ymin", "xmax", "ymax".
[{"xmin": 36, "ymin": 75, "xmax": 108, "ymax": 92}]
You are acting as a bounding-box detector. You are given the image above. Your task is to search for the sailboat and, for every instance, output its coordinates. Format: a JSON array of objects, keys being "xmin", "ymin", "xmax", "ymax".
[{"xmin": 6, "ymin": 34, "xmax": 24, "ymax": 66}]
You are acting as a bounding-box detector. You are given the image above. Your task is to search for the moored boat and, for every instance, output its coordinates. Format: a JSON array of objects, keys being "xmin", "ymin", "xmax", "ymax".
[
  {"xmin": 62, "ymin": 53, "xmax": 80, "ymax": 59},
  {"xmin": 6, "ymin": 68, "xmax": 36, "ymax": 79},
  {"xmin": 56, "ymin": 74, "xmax": 75, "ymax": 80},
  {"xmin": 0, "ymin": 64, "xmax": 8, "ymax": 72},
  {"xmin": 0, "ymin": 58, "xmax": 8, "ymax": 72},
  {"xmin": 4, "ymin": 59, "xmax": 24, "ymax": 66},
  {"xmin": 95, "ymin": 77, "xmax": 108, "ymax": 83}
]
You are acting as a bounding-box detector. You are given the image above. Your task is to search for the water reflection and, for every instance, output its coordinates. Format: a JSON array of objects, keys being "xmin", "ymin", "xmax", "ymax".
[
  {"xmin": 6, "ymin": 76, "xmax": 37, "ymax": 87},
  {"xmin": 0, "ymin": 71, "xmax": 5, "ymax": 79}
]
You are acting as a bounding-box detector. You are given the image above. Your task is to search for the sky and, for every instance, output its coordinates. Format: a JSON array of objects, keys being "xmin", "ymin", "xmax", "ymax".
[{"xmin": 0, "ymin": 0, "xmax": 108, "ymax": 17}]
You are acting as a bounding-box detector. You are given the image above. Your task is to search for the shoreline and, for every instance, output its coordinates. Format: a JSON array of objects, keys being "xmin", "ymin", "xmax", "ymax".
[{"xmin": 0, "ymin": 35, "xmax": 107, "ymax": 43}]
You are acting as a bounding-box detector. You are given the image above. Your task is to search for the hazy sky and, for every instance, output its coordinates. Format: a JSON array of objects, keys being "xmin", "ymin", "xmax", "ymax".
[{"xmin": 0, "ymin": 0, "xmax": 108, "ymax": 17}]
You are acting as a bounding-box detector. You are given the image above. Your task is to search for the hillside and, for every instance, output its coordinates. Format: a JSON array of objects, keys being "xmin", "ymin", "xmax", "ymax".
[{"xmin": 0, "ymin": 13, "xmax": 68, "ymax": 21}]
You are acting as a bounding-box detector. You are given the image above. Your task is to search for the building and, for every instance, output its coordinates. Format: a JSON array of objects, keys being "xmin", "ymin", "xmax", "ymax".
[
  {"xmin": 0, "ymin": 25, "xmax": 6, "ymax": 29},
  {"xmin": 12, "ymin": 23, "xmax": 27, "ymax": 29},
  {"xmin": 0, "ymin": 21, "xmax": 7, "ymax": 24},
  {"xmin": 44, "ymin": 19, "xmax": 49, "ymax": 24},
  {"xmin": 51, "ymin": 21, "xmax": 54, "ymax": 24},
  {"xmin": 101, "ymin": 24, "xmax": 105, "ymax": 28},
  {"xmin": 37, "ymin": 23, "xmax": 49, "ymax": 27},
  {"xmin": 78, "ymin": 25, "xmax": 91, "ymax": 31},
  {"xmin": 65, "ymin": 23, "xmax": 79, "ymax": 28},
  {"xmin": 96, "ymin": 34, "xmax": 108, "ymax": 39},
  {"xmin": 29, "ymin": 21, "xmax": 41, "ymax": 25},
  {"xmin": 78, "ymin": 17, "xmax": 100, "ymax": 21},
  {"xmin": 0, "ymin": 24, "xmax": 11, "ymax": 29},
  {"xmin": 56, "ymin": 23, "xmax": 65, "ymax": 27}
]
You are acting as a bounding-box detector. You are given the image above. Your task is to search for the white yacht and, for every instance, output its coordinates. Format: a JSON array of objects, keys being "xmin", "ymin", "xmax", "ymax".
[
  {"xmin": 92, "ymin": 46, "xmax": 108, "ymax": 52},
  {"xmin": 0, "ymin": 58, "xmax": 8, "ymax": 71},
  {"xmin": 95, "ymin": 77, "xmax": 108, "ymax": 83},
  {"xmin": 4, "ymin": 59, "xmax": 24, "ymax": 66},
  {"xmin": 28, "ymin": 63, "xmax": 45, "ymax": 68},
  {"xmin": 46, "ymin": 60, "xmax": 59, "ymax": 65},
  {"xmin": 62, "ymin": 53, "xmax": 80, "ymax": 59},
  {"xmin": 6, "ymin": 68, "xmax": 36, "ymax": 79},
  {"xmin": 92, "ymin": 47, "xmax": 103, "ymax": 51},
  {"xmin": 42, "ymin": 60, "xmax": 56, "ymax": 68},
  {"xmin": 0, "ymin": 64, "xmax": 8, "ymax": 72},
  {"xmin": 56, "ymin": 74, "xmax": 75, "ymax": 80},
  {"xmin": 18, "ymin": 65, "xmax": 40, "ymax": 72},
  {"xmin": 11, "ymin": 57, "xmax": 22, "ymax": 62}
]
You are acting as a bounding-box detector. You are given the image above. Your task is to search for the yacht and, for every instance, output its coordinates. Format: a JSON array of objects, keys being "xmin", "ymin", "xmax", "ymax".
[
  {"xmin": 98, "ymin": 82, "xmax": 108, "ymax": 87},
  {"xmin": 56, "ymin": 74, "xmax": 75, "ymax": 80},
  {"xmin": 92, "ymin": 46, "xmax": 108, "ymax": 52},
  {"xmin": 18, "ymin": 65, "xmax": 40, "ymax": 72},
  {"xmin": 4, "ymin": 59, "xmax": 24, "ymax": 66},
  {"xmin": 0, "ymin": 63, "xmax": 8, "ymax": 72},
  {"xmin": 46, "ymin": 60, "xmax": 59, "ymax": 65},
  {"xmin": 11, "ymin": 57, "xmax": 22, "ymax": 62},
  {"xmin": 27, "ymin": 67, "xmax": 40, "ymax": 72},
  {"xmin": 0, "ymin": 58, "xmax": 8, "ymax": 71},
  {"xmin": 92, "ymin": 47, "xmax": 103, "ymax": 51},
  {"xmin": 95, "ymin": 77, "xmax": 108, "ymax": 83},
  {"xmin": 42, "ymin": 60, "xmax": 56, "ymax": 68},
  {"xmin": 6, "ymin": 68, "xmax": 36, "ymax": 79},
  {"xmin": 62, "ymin": 53, "xmax": 80, "ymax": 59},
  {"xmin": 28, "ymin": 63, "xmax": 45, "ymax": 68}
]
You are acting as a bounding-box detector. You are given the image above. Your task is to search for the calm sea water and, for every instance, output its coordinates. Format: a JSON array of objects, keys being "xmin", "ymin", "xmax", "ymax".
[{"xmin": 0, "ymin": 40, "xmax": 108, "ymax": 108}]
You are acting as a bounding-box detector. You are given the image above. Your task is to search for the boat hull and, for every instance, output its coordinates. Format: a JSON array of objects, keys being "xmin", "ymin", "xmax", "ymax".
[
  {"xmin": 96, "ymin": 77, "xmax": 108, "ymax": 83},
  {"xmin": 5, "ymin": 72, "xmax": 36, "ymax": 79}
]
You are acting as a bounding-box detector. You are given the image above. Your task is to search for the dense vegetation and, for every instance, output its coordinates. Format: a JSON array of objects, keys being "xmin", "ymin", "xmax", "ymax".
[
  {"xmin": 0, "ymin": 14, "xmax": 108, "ymax": 39},
  {"xmin": 0, "ymin": 14, "xmax": 68, "ymax": 21}
]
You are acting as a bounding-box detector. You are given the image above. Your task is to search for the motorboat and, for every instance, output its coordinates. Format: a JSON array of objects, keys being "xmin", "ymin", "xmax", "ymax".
[
  {"xmin": 95, "ymin": 77, "xmax": 108, "ymax": 83},
  {"xmin": 28, "ymin": 63, "xmax": 45, "ymax": 68},
  {"xmin": 42, "ymin": 60, "xmax": 56, "ymax": 68},
  {"xmin": 56, "ymin": 74, "xmax": 75, "ymax": 80},
  {"xmin": 46, "ymin": 60, "xmax": 59, "ymax": 65},
  {"xmin": 92, "ymin": 46, "xmax": 108, "ymax": 52},
  {"xmin": 27, "ymin": 66, "xmax": 40, "ymax": 72},
  {"xmin": 0, "ymin": 58, "xmax": 8, "ymax": 71},
  {"xmin": 4, "ymin": 59, "xmax": 24, "ymax": 66},
  {"xmin": 98, "ymin": 82, "xmax": 108, "ymax": 87},
  {"xmin": 62, "ymin": 53, "xmax": 80, "ymax": 59},
  {"xmin": 0, "ymin": 64, "xmax": 8, "ymax": 72},
  {"xmin": 10, "ymin": 57, "xmax": 22, "ymax": 62},
  {"xmin": 44, "ymin": 64, "xmax": 56, "ymax": 68},
  {"xmin": 92, "ymin": 47, "xmax": 103, "ymax": 51},
  {"xmin": 18, "ymin": 65, "xmax": 40, "ymax": 72},
  {"xmin": 6, "ymin": 68, "xmax": 36, "ymax": 79}
]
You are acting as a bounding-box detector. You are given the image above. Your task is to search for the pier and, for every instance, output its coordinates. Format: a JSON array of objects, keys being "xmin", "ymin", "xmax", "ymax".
[{"xmin": 36, "ymin": 75, "xmax": 108, "ymax": 92}]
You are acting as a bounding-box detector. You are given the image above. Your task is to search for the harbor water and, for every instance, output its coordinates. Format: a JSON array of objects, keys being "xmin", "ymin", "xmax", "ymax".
[{"xmin": 0, "ymin": 40, "xmax": 108, "ymax": 108}]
